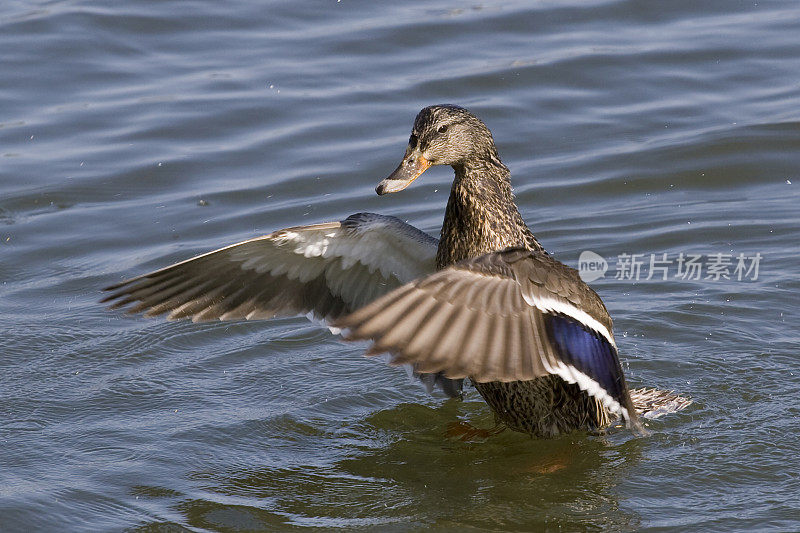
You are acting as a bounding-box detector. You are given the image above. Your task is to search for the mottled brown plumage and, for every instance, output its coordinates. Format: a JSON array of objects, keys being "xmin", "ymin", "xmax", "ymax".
[
  {"xmin": 437, "ymin": 156, "xmax": 544, "ymax": 269},
  {"xmin": 356, "ymin": 105, "xmax": 631, "ymax": 435},
  {"xmin": 103, "ymin": 104, "xmax": 691, "ymax": 439}
]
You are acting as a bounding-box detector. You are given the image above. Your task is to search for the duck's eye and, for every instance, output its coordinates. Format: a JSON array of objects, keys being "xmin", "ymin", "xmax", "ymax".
[
  {"xmin": 437, "ymin": 124, "xmax": 448, "ymax": 134},
  {"xmin": 409, "ymin": 134, "xmax": 418, "ymax": 148}
]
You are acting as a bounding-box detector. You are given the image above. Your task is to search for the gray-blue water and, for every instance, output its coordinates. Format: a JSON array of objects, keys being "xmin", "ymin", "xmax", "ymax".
[{"xmin": 2, "ymin": 1, "xmax": 799, "ymax": 531}]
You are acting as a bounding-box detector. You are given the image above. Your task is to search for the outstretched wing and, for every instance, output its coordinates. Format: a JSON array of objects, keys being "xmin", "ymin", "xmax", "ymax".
[
  {"xmin": 334, "ymin": 248, "xmax": 640, "ymax": 427},
  {"xmin": 102, "ymin": 213, "xmax": 437, "ymax": 323}
]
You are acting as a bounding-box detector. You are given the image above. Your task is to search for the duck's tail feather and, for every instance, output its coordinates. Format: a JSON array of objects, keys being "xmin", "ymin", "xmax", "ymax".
[{"xmin": 629, "ymin": 387, "xmax": 692, "ymax": 419}]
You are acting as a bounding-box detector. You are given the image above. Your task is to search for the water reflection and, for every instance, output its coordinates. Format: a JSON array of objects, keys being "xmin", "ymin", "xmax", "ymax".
[{"xmin": 140, "ymin": 400, "xmax": 645, "ymax": 530}]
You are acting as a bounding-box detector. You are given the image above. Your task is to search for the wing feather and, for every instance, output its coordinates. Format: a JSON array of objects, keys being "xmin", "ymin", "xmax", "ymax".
[
  {"xmin": 476, "ymin": 313, "xmax": 502, "ymax": 379},
  {"xmin": 103, "ymin": 213, "xmax": 437, "ymax": 324},
  {"xmin": 335, "ymin": 247, "xmax": 640, "ymax": 428}
]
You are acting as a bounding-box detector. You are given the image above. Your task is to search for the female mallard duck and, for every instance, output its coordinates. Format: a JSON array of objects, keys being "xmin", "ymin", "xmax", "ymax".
[{"xmin": 103, "ymin": 105, "xmax": 690, "ymax": 437}]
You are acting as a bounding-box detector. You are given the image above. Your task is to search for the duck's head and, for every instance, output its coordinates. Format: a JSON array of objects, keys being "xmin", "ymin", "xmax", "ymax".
[{"xmin": 376, "ymin": 105, "xmax": 499, "ymax": 195}]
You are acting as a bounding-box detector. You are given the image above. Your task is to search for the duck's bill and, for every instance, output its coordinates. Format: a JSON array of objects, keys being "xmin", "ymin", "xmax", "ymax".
[{"xmin": 375, "ymin": 153, "xmax": 431, "ymax": 195}]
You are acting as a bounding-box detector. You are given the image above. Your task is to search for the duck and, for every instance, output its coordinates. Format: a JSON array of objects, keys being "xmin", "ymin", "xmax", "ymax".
[{"xmin": 103, "ymin": 104, "xmax": 691, "ymax": 438}]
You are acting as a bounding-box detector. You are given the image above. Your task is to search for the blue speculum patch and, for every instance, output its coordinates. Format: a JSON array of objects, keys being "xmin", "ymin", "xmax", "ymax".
[{"xmin": 545, "ymin": 313, "xmax": 626, "ymax": 407}]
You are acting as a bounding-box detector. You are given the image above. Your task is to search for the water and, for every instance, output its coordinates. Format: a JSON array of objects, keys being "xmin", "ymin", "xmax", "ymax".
[{"xmin": 2, "ymin": 1, "xmax": 799, "ymax": 530}]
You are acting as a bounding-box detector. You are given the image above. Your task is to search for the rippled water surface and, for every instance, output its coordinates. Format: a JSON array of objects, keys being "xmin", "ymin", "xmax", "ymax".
[{"xmin": 2, "ymin": 1, "xmax": 799, "ymax": 531}]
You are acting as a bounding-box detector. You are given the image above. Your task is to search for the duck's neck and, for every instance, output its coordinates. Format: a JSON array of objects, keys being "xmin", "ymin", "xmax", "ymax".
[{"xmin": 436, "ymin": 157, "xmax": 543, "ymax": 270}]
